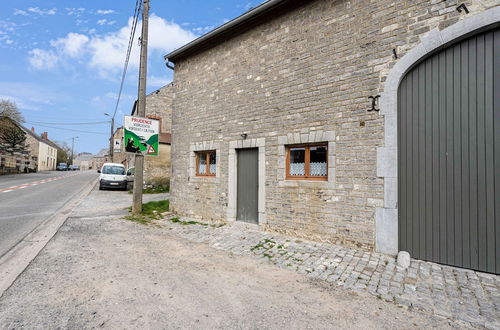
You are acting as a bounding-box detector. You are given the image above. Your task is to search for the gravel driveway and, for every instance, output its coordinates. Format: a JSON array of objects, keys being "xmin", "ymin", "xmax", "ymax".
[{"xmin": 0, "ymin": 188, "xmax": 469, "ymax": 329}]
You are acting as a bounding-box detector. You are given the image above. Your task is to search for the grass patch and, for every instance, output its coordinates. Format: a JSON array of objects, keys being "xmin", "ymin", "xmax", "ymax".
[
  {"xmin": 143, "ymin": 185, "xmax": 170, "ymax": 194},
  {"xmin": 123, "ymin": 199, "xmax": 169, "ymax": 225},
  {"xmin": 123, "ymin": 215, "xmax": 154, "ymax": 225},
  {"xmin": 251, "ymin": 238, "xmax": 277, "ymax": 251},
  {"xmin": 141, "ymin": 200, "xmax": 169, "ymax": 217},
  {"xmin": 127, "ymin": 185, "xmax": 170, "ymax": 194},
  {"xmin": 168, "ymin": 217, "xmax": 225, "ymax": 228}
]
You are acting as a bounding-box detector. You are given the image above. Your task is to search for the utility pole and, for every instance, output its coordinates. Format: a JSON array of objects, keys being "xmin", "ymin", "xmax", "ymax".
[
  {"xmin": 105, "ymin": 113, "xmax": 114, "ymax": 162},
  {"xmin": 110, "ymin": 117, "xmax": 114, "ymax": 162},
  {"xmin": 71, "ymin": 136, "xmax": 78, "ymax": 166},
  {"xmin": 132, "ymin": 0, "xmax": 149, "ymax": 214}
]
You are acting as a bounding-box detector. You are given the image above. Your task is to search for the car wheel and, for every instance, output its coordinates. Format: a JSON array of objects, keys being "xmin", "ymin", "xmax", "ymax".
[{"xmin": 99, "ymin": 185, "xmax": 103, "ymax": 190}]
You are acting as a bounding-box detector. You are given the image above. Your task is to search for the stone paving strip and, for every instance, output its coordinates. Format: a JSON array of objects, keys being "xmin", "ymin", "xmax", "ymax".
[{"xmin": 154, "ymin": 216, "xmax": 500, "ymax": 329}]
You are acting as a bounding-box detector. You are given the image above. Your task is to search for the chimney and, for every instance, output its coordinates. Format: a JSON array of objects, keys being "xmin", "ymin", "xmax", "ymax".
[
  {"xmin": 41, "ymin": 132, "xmax": 48, "ymax": 140},
  {"xmin": 31, "ymin": 127, "xmax": 35, "ymax": 133}
]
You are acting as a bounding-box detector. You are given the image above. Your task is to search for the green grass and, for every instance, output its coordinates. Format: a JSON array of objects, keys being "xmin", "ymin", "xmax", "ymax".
[
  {"xmin": 169, "ymin": 217, "xmax": 225, "ymax": 228},
  {"xmin": 123, "ymin": 215, "xmax": 154, "ymax": 225},
  {"xmin": 123, "ymin": 200, "xmax": 169, "ymax": 225},
  {"xmin": 141, "ymin": 200, "xmax": 169, "ymax": 217},
  {"xmin": 143, "ymin": 185, "xmax": 169, "ymax": 194}
]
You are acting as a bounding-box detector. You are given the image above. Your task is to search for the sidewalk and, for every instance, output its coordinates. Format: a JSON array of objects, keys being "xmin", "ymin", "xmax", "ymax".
[
  {"xmin": 163, "ymin": 218, "xmax": 500, "ymax": 329},
  {"xmin": 0, "ymin": 186, "xmax": 495, "ymax": 329}
]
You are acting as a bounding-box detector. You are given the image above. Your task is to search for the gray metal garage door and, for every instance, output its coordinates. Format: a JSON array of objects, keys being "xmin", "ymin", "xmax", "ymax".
[{"xmin": 398, "ymin": 28, "xmax": 499, "ymax": 274}]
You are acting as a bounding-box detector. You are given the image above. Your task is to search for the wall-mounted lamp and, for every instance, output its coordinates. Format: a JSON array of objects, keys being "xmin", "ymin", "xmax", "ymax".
[{"xmin": 241, "ymin": 133, "xmax": 248, "ymax": 140}]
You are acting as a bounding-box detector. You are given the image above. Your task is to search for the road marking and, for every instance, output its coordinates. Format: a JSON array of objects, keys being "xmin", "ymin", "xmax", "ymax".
[{"xmin": 0, "ymin": 173, "xmax": 80, "ymax": 193}]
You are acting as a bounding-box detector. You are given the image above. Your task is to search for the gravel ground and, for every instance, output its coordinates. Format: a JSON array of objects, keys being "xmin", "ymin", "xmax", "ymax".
[{"xmin": 0, "ymin": 188, "xmax": 470, "ymax": 329}]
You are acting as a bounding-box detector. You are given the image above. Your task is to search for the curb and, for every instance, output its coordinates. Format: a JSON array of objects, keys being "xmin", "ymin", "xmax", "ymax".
[{"xmin": 0, "ymin": 177, "xmax": 98, "ymax": 298}]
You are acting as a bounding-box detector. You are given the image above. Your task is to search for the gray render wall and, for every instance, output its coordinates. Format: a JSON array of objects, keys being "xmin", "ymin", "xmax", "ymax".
[{"xmin": 170, "ymin": 0, "xmax": 499, "ymax": 250}]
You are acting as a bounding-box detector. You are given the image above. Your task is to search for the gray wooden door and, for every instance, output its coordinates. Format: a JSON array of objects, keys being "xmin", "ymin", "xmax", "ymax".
[
  {"xmin": 237, "ymin": 148, "xmax": 259, "ymax": 224},
  {"xmin": 398, "ymin": 28, "xmax": 499, "ymax": 274}
]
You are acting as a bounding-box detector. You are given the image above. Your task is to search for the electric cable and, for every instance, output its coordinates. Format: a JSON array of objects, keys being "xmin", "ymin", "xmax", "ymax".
[
  {"xmin": 24, "ymin": 122, "xmax": 108, "ymax": 135},
  {"xmin": 112, "ymin": 0, "xmax": 142, "ymax": 119},
  {"xmin": 27, "ymin": 120, "xmax": 111, "ymax": 126}
]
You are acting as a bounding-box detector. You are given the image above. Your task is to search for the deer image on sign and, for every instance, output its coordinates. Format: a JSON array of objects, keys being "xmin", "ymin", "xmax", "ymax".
[{"xmin": 123, "ymin": 116, "xmax": 159, "ymax": 156}]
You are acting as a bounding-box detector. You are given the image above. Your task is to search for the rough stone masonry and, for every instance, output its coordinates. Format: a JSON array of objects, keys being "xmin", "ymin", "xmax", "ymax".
[{"xmin": 169, "ymin": 0, "xmax": 499, "ymax": 250}]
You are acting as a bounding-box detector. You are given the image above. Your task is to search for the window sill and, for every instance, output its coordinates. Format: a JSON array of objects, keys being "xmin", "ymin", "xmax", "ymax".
[
  {"xmin": 278, "ymin": 179, "xmax": 334, "ymax": 188},
  {"xmin": 285, "ymin": 176, "xmax": 327, "ymax": 181},
  {"xmin": 189, "ymin": 176, "xmax": 218, "ymax": 183}
]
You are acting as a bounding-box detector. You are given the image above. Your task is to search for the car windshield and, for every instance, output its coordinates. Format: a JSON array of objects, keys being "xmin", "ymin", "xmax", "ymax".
[{"xmin": 102, "ymin": 165, "xmax": 125, "ymax": 175}]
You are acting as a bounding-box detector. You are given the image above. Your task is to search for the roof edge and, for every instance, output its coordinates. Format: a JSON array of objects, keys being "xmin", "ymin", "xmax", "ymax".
[{"xmin": 165, "ymin": 0, "xmax": 292, "ymax": 62}]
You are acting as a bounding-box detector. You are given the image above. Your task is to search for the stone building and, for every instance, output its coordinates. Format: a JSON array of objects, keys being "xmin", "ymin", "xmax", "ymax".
[
  {"xmin": 111, "ymin": 127, "xmax": 127, "ymax": 166},
  {"xmin": 128, "ymin": 84, "xmax": 172, "ymax": 187},
  {"xmin": 23, "ymin": 127, "xmax": 58, "ymax": 171},
  {"xmin": 165, "ymin": 0, "xmax": 500, "ymax": 274},
  {"xmin": 91, "ymin": 148, "xmax": 110, "ymax": 171}
]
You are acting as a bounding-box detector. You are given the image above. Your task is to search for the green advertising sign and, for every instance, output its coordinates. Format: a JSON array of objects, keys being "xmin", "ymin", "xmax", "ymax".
[{"xmin": 123, "ymin": 116, "xmax": 159, "ymax": 156}]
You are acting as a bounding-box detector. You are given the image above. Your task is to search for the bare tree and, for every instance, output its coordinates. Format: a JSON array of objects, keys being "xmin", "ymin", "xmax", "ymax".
[
  {"xmin": 0, "ymin": 99, "xmax": 24, "ymax": 123},
  {"xmin": 0, "ymin": 118, "xmax": 27, "ymax": 154},
  {"xmin": 55, "ymin": 141, "xmax": 72, "ymax": 164}
]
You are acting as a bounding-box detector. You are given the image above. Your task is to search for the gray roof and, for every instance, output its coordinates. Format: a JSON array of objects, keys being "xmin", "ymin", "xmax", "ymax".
[
  {"xmin": 165, "ymin": 0, "xmax": 298, "ymax": 62},
  {"xmin": 20, "ymin": 125, "xmax": 60, "ymax": 149}
]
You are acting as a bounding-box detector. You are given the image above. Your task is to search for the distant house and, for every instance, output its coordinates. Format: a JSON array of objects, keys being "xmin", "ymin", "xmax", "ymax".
[
  {"xmin": 23, "ymin": 127, "xmax": 58, "ymax": 171},
  {"xmin": 91, "ymin": 148, "xmax": 110, "ymax": 170},
  {"xmin": 128, "ymin": 84, "xmax": 172, "ymax": 187},
  {"xmin": 111, "ymin": 127, "xmax": 127, "ymax": 166},
  {"xmin": 73, "ymin": 152, "xmax": 93, "ymax": 170}
]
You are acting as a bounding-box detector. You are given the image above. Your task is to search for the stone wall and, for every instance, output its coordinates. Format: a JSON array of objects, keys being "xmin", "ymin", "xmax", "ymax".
[
  {"xmin": 144, "ymin": 143, "xmax": 171, "ymax": 186},
  {"xmin": 144, "ymin": 84, "xmax": 173, "ymax": 133},
  {"xmin": 170, "ymin": 0, "xmax": 499, "ymax": 250},
  {"xmin": 142, "ymin": 84, "xmax": 173, "ymax": 185}
]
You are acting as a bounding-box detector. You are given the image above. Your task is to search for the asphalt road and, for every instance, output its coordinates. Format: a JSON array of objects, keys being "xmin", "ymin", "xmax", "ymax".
[{"xmin": 0, "ymin": 170, "xmax": 98, "ymax": 258}]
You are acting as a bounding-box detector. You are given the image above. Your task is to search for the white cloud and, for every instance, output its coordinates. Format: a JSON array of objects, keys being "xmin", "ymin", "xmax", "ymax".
[
  {"xmin": 97, "ymin": 9, "xmax": 115, "ymax": 15},
  {"xmin": 27, "ymin": 7, "xmax": 57, "ymax": 15},
  {"xmin": 28, "ymin": 49, "xmax": 58, "ymax": 69},
  {"xmin": 192, "ymin": 25, "xmax": 214, "ymax": 34},
  {"xmin": 0, "ymin": 21, "xmax": 17, "ymax": 33},
  {"xmin": 148, "ymin": 75, "xmax": 171, "ymax": 87},
  {"xmin": 50, "ymin": 33, "xmax": 89, "ymax": 57},
  {"xmin": 65, "ymin": 8, "xmax": 86, "ymax": 16},
  {"xmin": 27, "ymin": 14, "xmax": 196, "ymax": 77},
  {"xmin": 13, "ymin": 9, "xmax": 28, "ymax": 16},
  {"xmin": 97, "ymin": 19, "xmax": 116, "ymax": 26},
  {"xmin": 88, "ymin": 14, "xmax": 196, "ymax": 73},
  {"xmin": 0, "ymin": 82, "xmax": 61, "ymax": 111}
]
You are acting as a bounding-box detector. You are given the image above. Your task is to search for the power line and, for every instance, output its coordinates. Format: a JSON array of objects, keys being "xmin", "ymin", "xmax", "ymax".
[
  {"xmin": 25, "ymin": 122, "xmax": 108, "ymax": 135},
  {"xmin": 112, "ymin": 0, "xmax": 142, "ymax": 119},
  {"xmin": 27, "ymin": 120, "xmax": 111, "ymax": 126}
]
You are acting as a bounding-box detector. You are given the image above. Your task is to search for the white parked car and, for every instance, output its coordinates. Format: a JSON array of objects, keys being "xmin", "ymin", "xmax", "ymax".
[{"xmin": 98, "ymin": 163, "xmax": 128, "ymax": 190}]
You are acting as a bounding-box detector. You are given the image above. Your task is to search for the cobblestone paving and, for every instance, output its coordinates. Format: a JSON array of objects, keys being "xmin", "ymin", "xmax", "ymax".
[{"xmin": 158, "ymin": 217, "xmax": 500, "ymax": 329}]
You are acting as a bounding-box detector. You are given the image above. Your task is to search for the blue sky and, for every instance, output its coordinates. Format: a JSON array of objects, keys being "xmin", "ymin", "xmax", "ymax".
[{"xmin": 0, "ymin": 0, "xmax": 264, "ymax": 154}]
